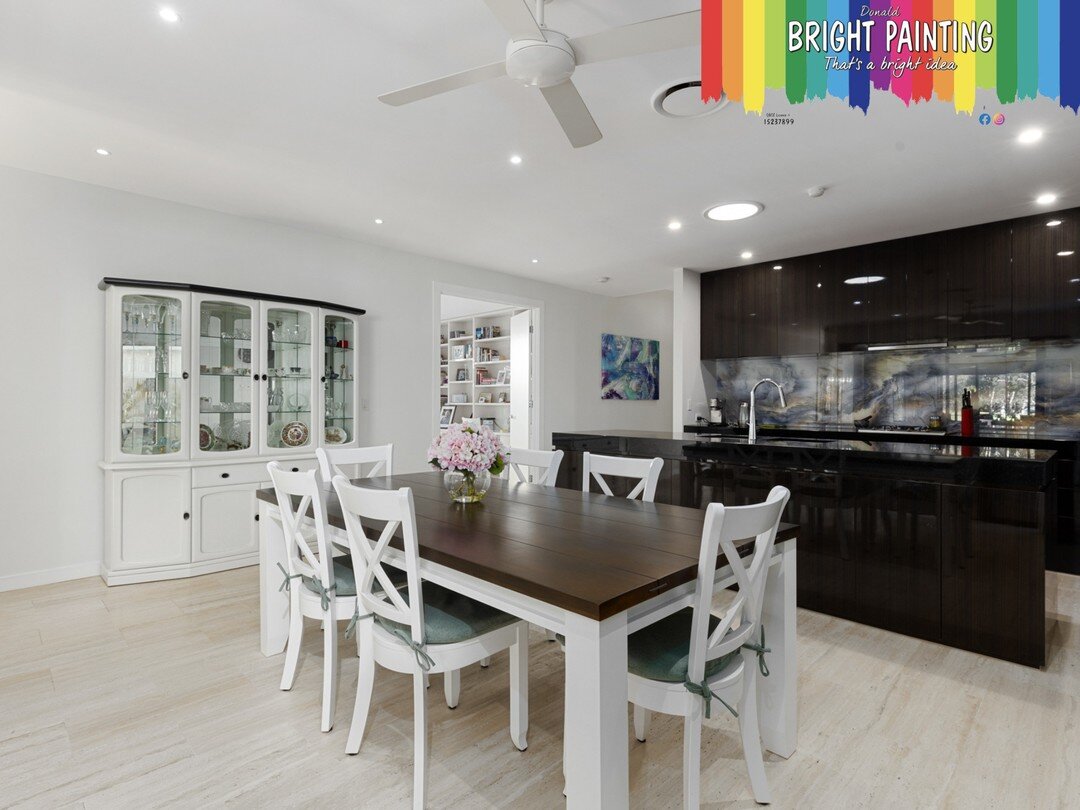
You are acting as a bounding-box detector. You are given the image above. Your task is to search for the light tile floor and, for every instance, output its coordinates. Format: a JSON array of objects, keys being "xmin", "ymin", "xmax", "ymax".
[{"xmin": 1, "ymin": 569, "xmax": 1077, "ymax": 808}]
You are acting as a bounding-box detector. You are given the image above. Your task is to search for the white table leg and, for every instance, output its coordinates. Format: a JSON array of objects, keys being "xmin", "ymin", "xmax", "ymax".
[
  {"xmin": 758, "ymin": 538, "xmax": 797, "ymax": 758},
  {"xmin": 563, "ymin": 611, "xmax": 629, "ymax": 809},
  {"xmin": 259, "ymin": 502, "xmax": 290, "ymax": 657}
]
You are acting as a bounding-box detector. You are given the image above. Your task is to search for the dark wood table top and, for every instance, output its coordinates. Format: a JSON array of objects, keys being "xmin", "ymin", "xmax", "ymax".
[{"xmin": 257, "ymin": 471, "xmax": 798, "ymax": 621}]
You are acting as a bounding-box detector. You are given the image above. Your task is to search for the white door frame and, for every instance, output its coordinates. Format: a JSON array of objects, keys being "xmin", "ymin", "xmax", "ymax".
[{"xmin": 432, "ymin": 281, "xmax": 544, "ymax": 451}]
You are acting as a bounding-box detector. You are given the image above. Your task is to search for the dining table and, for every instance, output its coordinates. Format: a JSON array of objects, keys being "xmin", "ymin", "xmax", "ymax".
[{"xmin": 256, "ymin": 470, "xmax": 798, "ymax": 808}]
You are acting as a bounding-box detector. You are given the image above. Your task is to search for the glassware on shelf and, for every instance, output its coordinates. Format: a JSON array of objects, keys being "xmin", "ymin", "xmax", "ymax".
[{"xmin": 196, "ymin": 299, "xmax": 255, "ymax": 453}]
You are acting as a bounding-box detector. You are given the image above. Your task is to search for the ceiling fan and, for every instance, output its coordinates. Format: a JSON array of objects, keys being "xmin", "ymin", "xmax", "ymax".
[{"xmin": 379, "ymin": 0, "xmax": 701, "ymax": 148}]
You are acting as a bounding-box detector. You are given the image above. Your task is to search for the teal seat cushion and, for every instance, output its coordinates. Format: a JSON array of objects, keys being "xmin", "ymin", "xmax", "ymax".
[
  {"xmin": 304, "ymin": 557, "xmax": 406, "ymax": 599},
  {"xmin": 627, "ymin": 607, "xmax": 739, "ymax": 683},
  {"xmin": 378, "ymin": 582, "xmax": 518, "ymax": 646}
]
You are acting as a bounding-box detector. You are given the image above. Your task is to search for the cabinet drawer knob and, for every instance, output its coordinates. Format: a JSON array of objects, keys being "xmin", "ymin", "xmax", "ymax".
[
  {"xmin": 291, "ymin": 467, "xmax": 300, "ymax": 472},
  {"xmin": 183, "ymin": 512, "xmax": 190, "ymax": 520},
  {"xmin": 255, "ymin": 514, "xmax": 260, "ymax": 522},
  {"xmin": 181, "ymin": 371, "xmax": 190, "ymax": 380},
  {"xmin": 221, "ymin": 472, "xmax": 230, "ymax": 479}
]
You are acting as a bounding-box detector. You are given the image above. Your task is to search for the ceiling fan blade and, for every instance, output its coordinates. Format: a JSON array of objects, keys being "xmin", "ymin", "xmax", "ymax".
[
  {"xmin": 539, "ymin": 80, "xmax": 602, "ymax": 148},
  {"xmin": 482, "ymin": 0, "xmax": 544, "ymax": 41},
  {"xmin": 379, "ymin": 61, "xmax": 507, "ymax": 106},
  {"xmin": 569, "ymin": 10, "xmax": 700, "ymax": 66}
]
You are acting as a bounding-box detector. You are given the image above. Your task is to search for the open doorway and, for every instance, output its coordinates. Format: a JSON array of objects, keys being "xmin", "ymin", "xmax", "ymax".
[{"xmin": 435, "ymin": 288, "xmax": 541, "ymax": 453}]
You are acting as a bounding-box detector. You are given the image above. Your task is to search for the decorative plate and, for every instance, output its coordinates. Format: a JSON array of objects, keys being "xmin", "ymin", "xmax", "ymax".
[
  {"xmin": 324, "ymin": 425, "xmax": 348, "ymax": 445},
  {"xmin": 199, "ymin": 423, "xmax": 214, "ymax": 451},
  {"xmin": 280, "ymin": 420, "xmax": 309, "ymax": 447}
]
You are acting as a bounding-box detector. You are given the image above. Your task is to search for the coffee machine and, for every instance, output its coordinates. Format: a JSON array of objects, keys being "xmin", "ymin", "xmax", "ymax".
[{"xmin": 708, "ymin": 398, "xmax": 724, "ymax": 425}]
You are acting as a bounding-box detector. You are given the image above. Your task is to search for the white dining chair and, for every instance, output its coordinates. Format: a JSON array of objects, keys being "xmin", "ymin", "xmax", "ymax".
[
  {"xmin": 505, "ymin": 447, "xmax": 564, "ymax": 486},
  {"xmin": 628, "ymin": 485, "xmax": 790, "ymax": 807},
  {"xmin": 332, "ymin": 476, "xmax": 530, "ymax": 808},
  {"xmin": 316, "ymin": 444, "xmax": 393, "ymax": 481},
  {"xmin": 581, "ymin": 451, "xmax": 664, "ymax": 502},
  {"xmin": 268, "ymin": 461, "xmax": 362, "ymax": 732}
]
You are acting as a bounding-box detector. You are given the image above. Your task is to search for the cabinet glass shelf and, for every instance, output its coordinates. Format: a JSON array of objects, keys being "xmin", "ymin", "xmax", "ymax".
[
  {"xmin": 269, "ymin": 339, "xmax": 311, "ymax": 348},
  {"xmin": 200, "ymin": 333, "xmax": 252, "ymax": 341}
]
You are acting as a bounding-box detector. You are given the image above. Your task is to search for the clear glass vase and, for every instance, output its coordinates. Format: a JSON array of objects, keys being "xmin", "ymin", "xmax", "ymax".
[{"xmin": 444, "ymin": 469, "xmax": 491, "ymax": 503}]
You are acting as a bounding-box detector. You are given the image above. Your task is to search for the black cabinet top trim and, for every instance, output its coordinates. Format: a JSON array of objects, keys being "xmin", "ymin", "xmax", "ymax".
[{"xmin": 98, "ymin": 277, "xmax": 366, "ymax": 315}]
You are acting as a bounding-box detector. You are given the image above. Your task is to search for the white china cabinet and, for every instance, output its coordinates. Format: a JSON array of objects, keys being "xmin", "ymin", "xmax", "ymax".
[{"xmin": 100, "ymin": 280, "xmax": 364, "ymax": 585}]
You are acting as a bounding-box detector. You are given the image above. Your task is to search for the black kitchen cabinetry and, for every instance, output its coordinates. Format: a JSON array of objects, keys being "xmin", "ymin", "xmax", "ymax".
[
  {"xmin": 946, "ymin": 221, "xmax": 1013, "ymax": 341},
  {"xmin": 700, "ymin": 208, "xmax": 1079, "ymax": 357},
  {"xmin": 941, "ymin": 485, "xmax": 1046, "ymax": 667},
  {"xmin": 737, "ymin": 264, "xmax": 779, "ymax": 358},
  {"xmin": 699, "ymin": 269, "xmax": 739, "ymax": 359},
  {"xmin": 777, "ymin": 256, "xmax": 826, "ymax": 356},
  {"xmin": 1011, "ymin": 212, "xmax": 1080, "ymax": 340}
]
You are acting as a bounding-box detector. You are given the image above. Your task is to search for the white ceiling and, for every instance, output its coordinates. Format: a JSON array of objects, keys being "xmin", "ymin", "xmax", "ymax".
[{"xmin": 2, "ymin": 0, "xmax": 1079, "ymax": 296}]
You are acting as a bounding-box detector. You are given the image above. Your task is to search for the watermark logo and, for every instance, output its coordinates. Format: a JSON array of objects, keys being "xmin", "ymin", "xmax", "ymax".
[
  {"xmin": 992, "ymin": 112, "xmax": 1006, "ymax": 125},
  {"xmin": 978, "ymin": 112, "xmax": 992, "ymax": 125}
]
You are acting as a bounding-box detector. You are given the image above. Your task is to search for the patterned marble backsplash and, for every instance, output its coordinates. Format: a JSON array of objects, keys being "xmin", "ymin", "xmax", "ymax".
[{"xmin": 705, "ymin": 341, "xmax": 1080, "ymax": 434}]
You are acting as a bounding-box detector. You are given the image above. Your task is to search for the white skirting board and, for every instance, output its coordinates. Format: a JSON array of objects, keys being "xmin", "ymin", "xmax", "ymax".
[{"xmin": 0, "ymin": 561, "xmax": 102, "ymax": 593}]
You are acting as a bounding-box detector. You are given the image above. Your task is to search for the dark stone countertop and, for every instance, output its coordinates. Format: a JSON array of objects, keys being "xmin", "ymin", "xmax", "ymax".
[{"xmin": 552, "ymin": 430, "xmax": 1058, "ymax": 490}]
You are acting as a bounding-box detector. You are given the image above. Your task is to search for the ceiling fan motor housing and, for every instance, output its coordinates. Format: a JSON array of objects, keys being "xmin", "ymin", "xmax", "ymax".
[{"xmin": 505, "ymin": 31, "xmax": 575, "ymax": 88}]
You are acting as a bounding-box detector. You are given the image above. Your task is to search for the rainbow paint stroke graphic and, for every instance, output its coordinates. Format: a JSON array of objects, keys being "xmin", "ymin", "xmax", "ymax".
[{"xmin": 700, "ymin": 0, "xmax": 1080, "ymax": 115}]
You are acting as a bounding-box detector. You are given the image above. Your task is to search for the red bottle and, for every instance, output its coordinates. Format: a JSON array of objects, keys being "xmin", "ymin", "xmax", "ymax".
[{"xmin": 960, "ymin": 388, "xmax": 975, "ymax": 437}]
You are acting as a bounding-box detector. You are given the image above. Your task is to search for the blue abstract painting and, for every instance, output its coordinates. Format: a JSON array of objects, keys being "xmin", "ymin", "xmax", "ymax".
[{"xmin": 601, "ymin": 333, "xmax": 659, "ymax": 400}]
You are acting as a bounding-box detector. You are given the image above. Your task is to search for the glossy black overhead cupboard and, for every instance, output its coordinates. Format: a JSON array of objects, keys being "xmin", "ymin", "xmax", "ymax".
[{"xmin": 700, "ymin": 208, "xmax": 1080, "ymax": 358}]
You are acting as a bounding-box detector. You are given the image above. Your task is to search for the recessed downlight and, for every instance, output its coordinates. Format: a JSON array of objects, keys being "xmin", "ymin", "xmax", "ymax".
[
  {"xmin": 1018, "ymin": 128, "xmax": 1044, "ymax": 145},
  {"xmin": 509, "ymin": 154, "xmax": 523, "ymax": 165},
  {"xmin": 1036, "ymin": 192, "xmax": 1058, "ymax": 206},
  {"xmin": 706, "ymin": 202, "xmax": 762, "ymax": 222},
  {"xmin": 667, "ymin": 220, "xmax": 683, "ymax": 231},
  {"xmin": 95, "ymin": 148, "xmax": 111, "ymax": 156},
  {"xmin": 740, "ymin": 251, "xmax": 753, "ymax": 260},
  {"xmin": 531, "ymin": 258, "xmax": 539, "ymax": 263},
  {"xmin": 844, "ymin": 275, "xmax": 886, "ymax": 285},
  {"xmin": 1047, "ymin": 220, "xmax": 1063, "ymax": 227},
  {"xmin": 374, "ymin": 218, "xmax": 383, "ymax": 224},
  {"xmin": 1059, "ymin": 250, "xmax": 1076, "ymax": 257},
  {"xmin": 159, "ymin": 7, "xmax": 181, "ymax": 22}
]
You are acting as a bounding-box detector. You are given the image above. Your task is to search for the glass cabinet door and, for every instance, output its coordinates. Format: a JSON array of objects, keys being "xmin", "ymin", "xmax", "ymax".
[
  {"xmin": 322, "ymin": 312, "xmax": 358, "ymax": 447},
  {"xmin": 262, "ymin": 305, "xmax": 315, "ymax": 452},
  {"xmin": 196, "ymin": 298, "xmax": 256, "ymax": 456},
  {"xmin": 120, "ymin": 293, "xmax": 185, "ymax": 456}
]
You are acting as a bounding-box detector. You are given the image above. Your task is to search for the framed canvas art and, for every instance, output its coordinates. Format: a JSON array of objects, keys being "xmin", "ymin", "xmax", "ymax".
[{"xmin": 600, "ymin": 333, "xmax": 659, "ymax": 400}]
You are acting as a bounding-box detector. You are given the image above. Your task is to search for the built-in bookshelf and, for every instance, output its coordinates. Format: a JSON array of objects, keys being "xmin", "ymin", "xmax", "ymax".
[{"xmin": 439, "ymin": 308, "xmax": 521, "ymax": 439}]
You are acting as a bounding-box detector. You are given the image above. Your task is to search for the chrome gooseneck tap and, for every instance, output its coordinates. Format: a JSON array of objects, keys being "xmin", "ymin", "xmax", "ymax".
[{"xmin": 748, "ymin": 378, "xmax": 786, "ymax": 443}]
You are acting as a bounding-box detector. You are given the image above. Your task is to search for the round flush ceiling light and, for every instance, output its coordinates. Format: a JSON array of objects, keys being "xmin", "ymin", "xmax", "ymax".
[
  {"xmin": 667, "ymin": 220, "xmax": 682, "ymax": 231},
  {"xmin": 159, "ymin": 7, "xmax": 181, "ymax": 22},
  {"xmin": 740, "ymin": 250, "xmax": 753, "ymax": 260},
  {"xmin": 706, "ymin": 202, "xmax": 763, "ymax": 222},
  {"xmin": 652, "ymin": 80, "xmax": 729, "ymax": 119},
  {"xmin": 95, "ymin": 148, "xmax": 111, "ymax": 156},
  {"xmin": 509, "ymin": 154, "xmax": 523, "ymax": 165},
  {"xmin": 1018, "ymin": 128, "xmax": 1044, "ymax": 145},
  {"xmin": 1036, "ymin": 192, "xmax": 1058, "ymax": 205},
  {"xmin": 844, "ymin": 275, "xmax": 886, "ymax": 285}
]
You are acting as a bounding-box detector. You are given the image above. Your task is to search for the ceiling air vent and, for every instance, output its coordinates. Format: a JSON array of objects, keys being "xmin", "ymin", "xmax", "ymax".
[{"xmin": 652, "ymin": 79, "xmax": 729, "ymax": 119}]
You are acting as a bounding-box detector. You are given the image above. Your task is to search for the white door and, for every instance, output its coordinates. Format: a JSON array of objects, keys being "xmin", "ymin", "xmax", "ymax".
[
  {"xmin": 192, "ymin": 294, "xmax": 260, "ymax": 458},
  {"xmin": 111, "ymin": 469, "xmax": 192, "ymax": 569},
  {"xmin": 191, "ymin": 483, "xmax": 258, "ymax": 561},
  {"xmin": 259, "ymin": 302, "xmax": 318, "ymax": 455},
  {"xmin": 509, "ymin": 310, "xmax": 531, "ymax": 450}
]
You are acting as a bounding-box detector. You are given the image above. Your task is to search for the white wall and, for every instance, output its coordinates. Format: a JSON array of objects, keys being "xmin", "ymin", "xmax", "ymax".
[
  {"xmin": 672, "ymin": 268, "xmax": 709, "ymax": 430},
  {"xmin": 0, "ymin": 165, "xmax": 672, "ymax": 586}
]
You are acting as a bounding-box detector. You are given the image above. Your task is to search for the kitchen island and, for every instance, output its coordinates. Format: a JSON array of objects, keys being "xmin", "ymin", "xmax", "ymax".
[{"xmin": 552, "ymin": 430, "xmax": 1058, "ymax": 667}]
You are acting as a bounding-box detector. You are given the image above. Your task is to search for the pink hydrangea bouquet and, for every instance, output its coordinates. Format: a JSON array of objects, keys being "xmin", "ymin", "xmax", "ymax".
[{"xmin": 428, "ymin": 424, "xmax": 506, "ymax": 502}]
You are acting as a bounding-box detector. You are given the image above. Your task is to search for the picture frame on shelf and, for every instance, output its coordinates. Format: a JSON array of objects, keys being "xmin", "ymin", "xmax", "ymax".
[
  {"xmin": 439, "ymin": 405, "xmax": 456, "ymax": 428},
  {"xmin": 480, "ymin": 417, "xmax": 497, "ymax": 430},
  {"xmin": 477, "ymin": 393, "xmax": 490, "ymax": 403},
  {"xmin": 496, "ymin": 368, "xmax": 509, "ymax": 385},
  {"xmin": 455, "ymin": 368, "xmax": 468, "ymax": 381},
  {"xmin": 497, "ymin": 392, "xmax": 508, "ymax": 403},
  {"xmin": 451, "ymin": 345, "xmax": 466, "ymax": 361}
]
